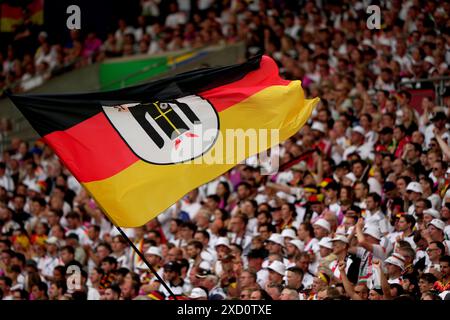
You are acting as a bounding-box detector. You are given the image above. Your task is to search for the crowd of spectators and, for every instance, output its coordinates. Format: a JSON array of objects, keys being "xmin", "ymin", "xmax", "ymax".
[{"xmin": 1, "ymin": 0, "xmax": 450, "ymax": 301}]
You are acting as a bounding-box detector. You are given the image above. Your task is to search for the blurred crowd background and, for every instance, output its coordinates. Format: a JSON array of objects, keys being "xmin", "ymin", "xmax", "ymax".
[{"xmin": 1, "ymin": 0, "xmax": 450, "ymax": 301}]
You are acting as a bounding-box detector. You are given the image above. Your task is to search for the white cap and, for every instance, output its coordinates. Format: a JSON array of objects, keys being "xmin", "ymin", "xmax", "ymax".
[
  {"xmin": 311, "ymin": 121, "xmax": 326, "ymax": 133},
  {"xmin": 288, "ymin": 239, "xmax": 305, "ymax": 252},
  {"xmin": 318, "ymin": 237, "xmax": 333, "ymax": 249},
  {"xmin": 378, "ymin": 38, "xmax": 391, "ymax": 46},
  {"xmin": 313, "ymin": 219, "xmax": 331, "ymax": 233},
  {"xmin": 267, "ymin": 260, "xmax": 286, "ymax": 276},
  {"xmin": 385, "ymin": 253, "xmax": 405, "ymax": 270},
  {"xmin": 189, "ymin": 287, "xmax": 208, "ymax": 299},
  {"xmin": 406, "ymin": 182, "xmax": 423, "ymax": 194},
  {"xmin": 423, "ymin": 208, "xmax": 440, "ymax": 219},
  {"xmin": 428, "ymin": 219, "xmax": 445, "ymax": 231},
  {"xmin": 198, "ymin": 260, "xmax": 211, "ymax": 271},
  {"xmin": 424, "ymin": 56, "xmax": 435, "ymax": 65},
  {"xmin": 363, "ymin": 225, "xmax": 381, "ymax": 240},
  {"xmin": 267, "ymin": 233, "xmax": 285, "ymax": 247},
  {"xmin": 215, "ymin": 237, "xmax": 231, "ymax": 248},
  {"xmin": 281, "ymin": 228, "xmax": 297, "ymax": 240},
  {"xmin": 145, "ymin": 246, "xmax": 162, "ymax": 258},
  {"xmin": 343, "ymin": 172, "xmax": 357, "ymax": 184},
  {"xmin": 331, "ymin": 235, "xmax": 349, "ymax": 244},
  {"xmin": 45, "ymin": 236, "xmax": 59, "ymax": 246},
  {"xmin": 352, "ymin": 126, "xmax": 365, "ymax": 136}
]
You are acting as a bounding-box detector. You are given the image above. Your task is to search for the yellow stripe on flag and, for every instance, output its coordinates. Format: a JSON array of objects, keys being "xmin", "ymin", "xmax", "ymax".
[{"xmin": 84, "ymin": 81, "xmax": 319, "ymax": 227}]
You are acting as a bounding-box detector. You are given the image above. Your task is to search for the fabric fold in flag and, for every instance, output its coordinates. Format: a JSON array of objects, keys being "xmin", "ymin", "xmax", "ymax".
[{"xmin": 8, "ymin": 55, "xmax": 319, "ymax": 227}]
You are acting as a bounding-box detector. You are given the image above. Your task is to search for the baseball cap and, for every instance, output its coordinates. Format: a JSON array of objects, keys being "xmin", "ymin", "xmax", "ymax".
[
  {"xmin": 163, "ymin": 261, "xmax": 181, "ymax": 273},
  {"xmin": 383, "ymin": 181, "xmax": 396, "ymax": 192},
  {"xmin": 379, "ymin": 127, "xmax": 393, "ymax": 135},
  {"xmin": 423, "ymin": 208, "xmax": 440, "ymax": 219},
  {"xmin": 267, "ymin": 260, "xmax": 286, "ymax": 276},
  {"xmin": 428, "ymin": 219, "xmax": 445, "ymax": 231},
  {"xmin": 215, "ymin": 237, "xmax": 231, "ymax": 249},
  {"xmin": 318, "ymin": 237, "xmax": 333, "ymax": 249},
  {"xmin": 288, "ymin": 239, "xmax": 305, "ymax": 252},
  {"xmin": 330, "ymin": 235, "xmax": 349, "ymax": 244},
  {"xmin": 352, "ymin": 126, "xmax": 365, "ymax": 136},
  {"xmin": 431, "ymin": 111, "xmax": 447, "ymax": 122},
  {"xmin": 189, "ymin": 287, "xmax": 208, "ymax": 299},
  {"xmin": 363, "ymin": 225, "xmax": 381, "ymax": 240},
  {"xmin": 311, "ymin": 121, "xmax": 326, "ymax": 133},
  {"xmin": 281, "ymin": 228, "xmax": 297, "ymax": 240},
  {"xmin": 313, "ymin": 219, "xmax": 331, "ymax": 233},
  {"xmin": 145, "ymin": 246, "xmax": 162, "ymax": 258},
  {"xmin": 385, "ymin": 253, "xmax": 405, "ymax": 270},
  {"xmin": 406, "ymin": 182, "xmax": 423, "ymax": 194},
  {"xmin": 267, "ymin": 233, "xmax": 285, "ymax": 246}
]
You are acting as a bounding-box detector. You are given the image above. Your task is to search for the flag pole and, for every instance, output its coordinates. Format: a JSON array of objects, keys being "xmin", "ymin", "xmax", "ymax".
[{"xmin": 114, "ymin": 225, "xmax": 178, "ymax": 300}]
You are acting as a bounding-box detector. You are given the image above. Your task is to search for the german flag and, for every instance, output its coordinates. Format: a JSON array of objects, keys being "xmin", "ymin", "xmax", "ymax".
[
  {"xmin": 0, "ymin": 0, "xmax": 44, "ymax": 33},
  {"xmin": 8, "ymin": 55, "xmax": 318, "ymax": 227}
]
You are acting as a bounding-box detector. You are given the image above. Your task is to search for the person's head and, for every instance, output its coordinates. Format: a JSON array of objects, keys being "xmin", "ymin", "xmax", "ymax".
[
  {"xmin": 331, "ymin": 235, "xmax": 349, "ymax": 256},
  {"xmin": 186, "ymin": 240, "xmax": 203, "ymax": 260},
  {"xmin": 60, "ymin": 246, "xmax": 75, "ymax": 265},
  {"xmin": 295, "ymin": 252, "xmax": 310, "ymax": 272},
  {"xmin": 280, "ymin": 288, "xmax": 299, "ymax": 300},
  {"xmin": 31, "ymin": 281, "xmax": 48, "ymax": 300},
  {"xmin": 163, "ymin": 261, "xmax": 181, "ymax": 282},
  {"xmin": 286, "ymin": 267, "xmax": 303, "ymax": 290},
  {"xmin": 49, "ymin": 280, "xmax": 67, "ymax": 300},
  {"xmin": 366, "ymin": 193, "xmax": 381, "ymax": 211},
  {"xmin": 101, "ymin": 256, "xmax": 118, "ymax": 273},
  {"xmin": 368, "ymin": 288, "xmax": 383, "ymax": 300},
  {"xmin": 353, "ymin": 181, "xmax": 368, "ymax": 200},
  {"xmin": 440, "ymin": 255, "xmax": 450, "ymax": 278},
  {"xmin": 102, "ymin": 285, "xmax": 121, "ymax": 300},
  {"xmin": 267, "ymin": 261, "xmax": 285, "ymax": 285},
  {"xmin": 313, "ymin": 219, "xmax": 330, "ymax": 239},
  {"xmin": 418, "ymin": 273, "xmax": 437, "ymax": 293},
  {"xmin": 354, "ymin": 283, "xmax": 369, "ymax": 300},
  {"xmin": 427, "ymin": 219, "xmax": 445, "ymax": 241},
  {"xmin": 432, "ymin": 160, "xmax": 446, "ymax": 179},
  {"xmin": 230, "ymin": 213, "xmax": 248, "ymax": 234},
  {"xmin": 265, "ymin": 282, "xmax": 283, "ymax": 300},
  {"xmin": 426, "ymin": 241, "xmax": 445, "ymax": 262},
  {"xmin": 239, "ymin": 270, "xmax": 257, "ymax": 289},
  {"xmin": 250, "ymin": 289, "xmax": 272, "ymax": 300},
  {"xmin": 312, "ymin": 272, "xmax": 330, "ymax": 293},
  {"xmin": 398, "ymin": 215, "xmax": 416, "ymax": 232},
  {"xmin": 297, "ymin": 222, "xmax": 314, "ymax": 241}
]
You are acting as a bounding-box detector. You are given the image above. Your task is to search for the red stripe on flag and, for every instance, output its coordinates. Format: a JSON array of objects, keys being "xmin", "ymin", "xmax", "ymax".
[
  {"xmin": 199, "ymin": 55, "xmax": 290, "ymax": 112},
  {"xmin": 43, "ymin": 113, "xmax": 139, "ymax": 183},
  {"xmin": 0, "ymin": 4, "xmax": 23, "ymax": 20}
]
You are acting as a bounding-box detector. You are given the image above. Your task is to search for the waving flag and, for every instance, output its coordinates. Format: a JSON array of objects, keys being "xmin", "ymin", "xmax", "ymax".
[{"xmin": 8, "ymin": 55, "xmax": 318, "ymax": 227}]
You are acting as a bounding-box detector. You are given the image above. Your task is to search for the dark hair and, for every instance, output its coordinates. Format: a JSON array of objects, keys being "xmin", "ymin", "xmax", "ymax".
[
  {"xmin": 439, "ymin": 255, "xmax": 450, "ymax": 265},
  {"xmin": 101, "ymin": 256, "xmax": 118, "ymax": 266},
  {"xmin": 181, "ymin": 221, "xmax": 197, "ymax": 233},
  {"xmin": 430, "ymin": 241, "xmax": 445, "ymax": 256},
  {"xmin": 195, "ymin": 229, "xmax": 210, "ymax": 240},
  {"xmin": 367, "ymin": 192, "xmax": 381, "ymax": 205},
  {"xmin": 420, "ymin": 273, "xmax": 437, "ymax": 284},
  {"xmin": 52, "ymin": 280, "xmax": 67, "ymax": 294},
  {"xmin": 0, "ymin": 276, "xmax": 12, "ymax": 287},
  {"xmin": 60, "ymin": 245, "xmax": 75, "ymax": 255},
  {"xmin": 300, "ymin": 222, "xmax": 315, "ymax": 238},
  {"xmin": 187, "ymin": 240, "xmax": 203, "ymax": 251},
  {"xmin": 287, "ymin": 266, "xmax": 304, "ymax": 277}
]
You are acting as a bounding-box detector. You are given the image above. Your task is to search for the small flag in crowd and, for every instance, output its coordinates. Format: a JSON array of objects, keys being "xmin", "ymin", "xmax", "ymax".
[{"xmin": 8, "ymin": 55, "xmax": 319, "ymax": 227}]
